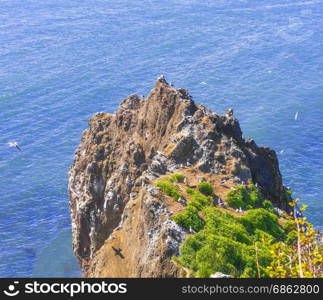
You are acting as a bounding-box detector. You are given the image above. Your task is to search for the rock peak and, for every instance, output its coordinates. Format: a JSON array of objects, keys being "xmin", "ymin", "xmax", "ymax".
[
  {"xmin": 68, "ymin": 79, "xmax": 287, "ymax": 277},
  {"xmin": 156, "ymin": 74, "xmax": 167, "ymax": 85}
]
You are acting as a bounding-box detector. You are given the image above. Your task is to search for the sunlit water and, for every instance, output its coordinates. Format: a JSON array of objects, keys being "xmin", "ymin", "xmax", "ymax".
[{"xmin": 0, "ymin": 0, "xmax": 322, "ymax": 277}]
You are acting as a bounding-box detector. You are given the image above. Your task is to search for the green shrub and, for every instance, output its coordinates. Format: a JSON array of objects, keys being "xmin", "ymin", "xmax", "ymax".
[
  {"xmin": 179, "ymin": 189, "xmax": 212, "ymax": 211},
  {"xmin": 285, "ymin": 230, "xmax": 297, "ymax": 245},
  {"xmin": 226, "ymin": 185, "xmax": 262, "ymax": 209},
  {"xmin": 283, "ymin": 189, "xmax": 292, "ymax": 203},
  {"xmin": 197, "ymin": 181, "xmax": 214, "ymax": 196},
  {"xmin": 253, "ymin": 229, "xmax": 275, "ymax": 245},
  {"xmin": 190, "ymin": 190, "xmax": 212, "ymax": 207},
  {"xmin": 185, "ymin": 187, "xmax": 195, "ymax": 195},
  {"xmin": 283, "ymin": 219, "xmax": 298, "ymax": 245},
  {"xmin": 248, "ymin": 184, "xmax": 263, "ymax": 206},
  {"xmin": 262, "ymin": 200, "xmax": 274, "ymax": 213},
  {"xmin": 205, "ymin": 235, "xmax": 249, "ymax": 275},
  {"xmin": 195, "ymin": 246, "xmax": 221, "ymax": 277},
  {"xmin": 203, "ymin": 207, "xmax": 251, "ymax": 244},
  {"xmin": 239, "ymin": 208, "xmax": 285, "ymax": 239},
  {"xmin": 283, "ymin": 220, "xmax": 295, "ymax": 233},
  {"xmin": 168, "ymin": 173, "xmax": 186, "ymax": 183},
  {"xmin": 170, "ymin": 184, "xmax": 286, "ymax": 278},
  {"xmin": 175, "ymin": 207, "xmax": 283, "ymax": 277},
  {"xmin": 156, "ymin": 180, "xmax": 182, "ymax": 200},
  {"xmin": 226, "ymin": 188, "xmax": 244, "ymax": 209},
  {"xmin": 176, "ymin": 231, "xmax": 209, "ymax": 272},
  {"xmin": 189, "ymin": 200, "xmax": 204, "ymax": 211},
  {"xmin": 172, "ymin": 206, "xmax": 205, "ymax": 232}
]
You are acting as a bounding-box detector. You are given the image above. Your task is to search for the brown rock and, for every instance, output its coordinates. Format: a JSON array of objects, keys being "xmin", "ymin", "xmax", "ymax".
[{"xmin": 68, "ymin": 77, "xmax": 287, "ymax": 277}]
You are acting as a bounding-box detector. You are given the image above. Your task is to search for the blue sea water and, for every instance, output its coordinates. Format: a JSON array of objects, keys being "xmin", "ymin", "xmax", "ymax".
[{"xmin": 0, "ymin": 0, "xmax": 322, "ymax": 277}]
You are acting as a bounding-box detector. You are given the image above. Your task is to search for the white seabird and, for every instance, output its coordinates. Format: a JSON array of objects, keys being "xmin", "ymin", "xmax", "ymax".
[
  {"xmin": 189, "ymin": 226, "xmax": 196, "ymax": 234},
  {"xmin": 7, "ymin": 142, "xmax": 22, "ymax": 151},
  {"xmin": 294, "ymin": 111, "xmax": 299, "ymax": 121}
]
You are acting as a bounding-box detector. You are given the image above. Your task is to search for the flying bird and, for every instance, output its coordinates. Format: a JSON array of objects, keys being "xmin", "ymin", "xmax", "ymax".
[
  {"xmin": 112, "ymin": 246, "xmax": 125, "ymax": 259},
  {"xmin": 294, "ymin": 112, "xmax": 299, "ymax": 121},
  {"xmin": 7, "ymin": 142, "xmax": 22, "ymax": 151}
]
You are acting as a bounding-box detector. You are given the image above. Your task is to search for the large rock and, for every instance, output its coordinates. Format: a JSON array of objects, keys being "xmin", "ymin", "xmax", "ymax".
[{"xmin": 68, "ymin": 77, "xmax": 287, "ymax": 276}]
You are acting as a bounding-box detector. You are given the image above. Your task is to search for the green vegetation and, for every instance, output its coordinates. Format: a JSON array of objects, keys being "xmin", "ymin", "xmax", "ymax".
[
  {"xmin": 158, "ymin": 178, "xmax": 283, "ymax": 277},
  {"xmin": 267, "ymin": 200, "xmax": 323, "ymax": 278},
  {"xmin": 204, "ymin": 207, "xmax": 251, "ymax": 244},
  {"xmin": 283, "ymin": 189, "xmax": 293, "ymax": 203},
  {"xmin": 168, "ymin": 173, "xmax": 186, "ymax": 183},
  {"xmin": 240, "ymin": 208, "xmax": 285, "ymax": 239},
  {"xmin": 226, "ymin": 187, "xmax": 244, "ymax": 209},
  {"xmin": 226, "ymin": 184, "xmax": 262, "ymax": 209},
  {"xmin": 248, "ymin": 183, "xmax": 262, "ymax": 207},
  {"xmin": 197, "ymin": 181, "xmax": 214, "ymax": 196},
  {"xmin": 174, "ymin": 204, "xmax": 283, "ymax": 277},
  {"xmin": 262, "ymin": 199, "xmax": 274, "ymax": 213},
  {"xmin": 156, "ymin": 180, "xmax": 182, "ymax": 200},
  {"xmin": 155, "ymin": 174, "xmax": 187, "ymax": 200},
  {"xmin": 172, "ymin": 206, "xmax": 205, "ymax": 232},
  {"xmin": 155, "ymin": 174, "xmax": 188, "ymax": 200},
  {"xmin": 187, "ymin": 188, "xmax": 212, "ymax": 209},
  {"xmin": 172, "ymin": 187, "xmax": 212, "ymax": 232},
  {"xmin": 157, "ymin": 175, "xmax": 323, "ymax": 278}
]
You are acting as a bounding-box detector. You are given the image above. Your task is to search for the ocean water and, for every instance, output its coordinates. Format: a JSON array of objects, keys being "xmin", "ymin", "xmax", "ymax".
[{"xmin": 0, "ymin": 0, "xmax": 322, "ymax": 277}]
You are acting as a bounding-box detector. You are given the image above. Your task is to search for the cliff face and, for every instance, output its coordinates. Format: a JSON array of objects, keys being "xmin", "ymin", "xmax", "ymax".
[{"xmin": 68, "ymin": 76, "xmax": 288, "ymax": 277}]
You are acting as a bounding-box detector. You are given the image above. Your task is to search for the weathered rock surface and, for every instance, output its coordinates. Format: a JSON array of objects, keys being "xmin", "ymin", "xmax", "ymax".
[{"xmin": 68, "ymin": 76, "xmax": 288, "ymax": 277}]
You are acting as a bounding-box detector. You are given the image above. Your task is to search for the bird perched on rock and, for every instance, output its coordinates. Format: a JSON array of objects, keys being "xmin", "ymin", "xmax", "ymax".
[
  {"xmin": 178, "ymin": 197, "xmax": 186, "ymax": 206},
  {"xmin": 226, "ymin": 108, "xmax": 233, "ymax": 117},
  {"xmin": 7, "ymin": 142, "xmax": 22, "ymax": 151},
  {"xmin": 189, "ymin": 226, "xmax": 196, "ymax": 234},
  {"xmin": 114, "ymin": 224, "xmax": 122, "ymax": 231}
]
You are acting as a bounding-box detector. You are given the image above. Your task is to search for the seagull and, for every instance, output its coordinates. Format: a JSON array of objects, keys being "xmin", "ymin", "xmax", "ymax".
[
  {"xmin": 294, "ymin": 112, "xmax": 299, "ymax": 121},
  {"xmin": 7, "ymin": 142, "xmax": 22, "ymax": 151},
  {"xmin": 189, "ymin": 226, "xmax": 196, "ymax": 234},
  {"xmin": 114, "ymin": 225, "xmax": 122, "ymax": 231}
]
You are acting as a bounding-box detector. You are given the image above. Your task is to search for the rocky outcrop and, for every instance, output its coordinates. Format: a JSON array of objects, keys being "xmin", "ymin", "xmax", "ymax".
[{"xmin": 68, "ymin": 76, "xmax": 288, "ymax": 277}]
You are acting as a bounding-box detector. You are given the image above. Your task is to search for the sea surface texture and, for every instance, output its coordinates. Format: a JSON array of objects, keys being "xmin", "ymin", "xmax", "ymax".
[{"xmin": 0, "ymin": 0, "xmax": 322, "ymax": 277}]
